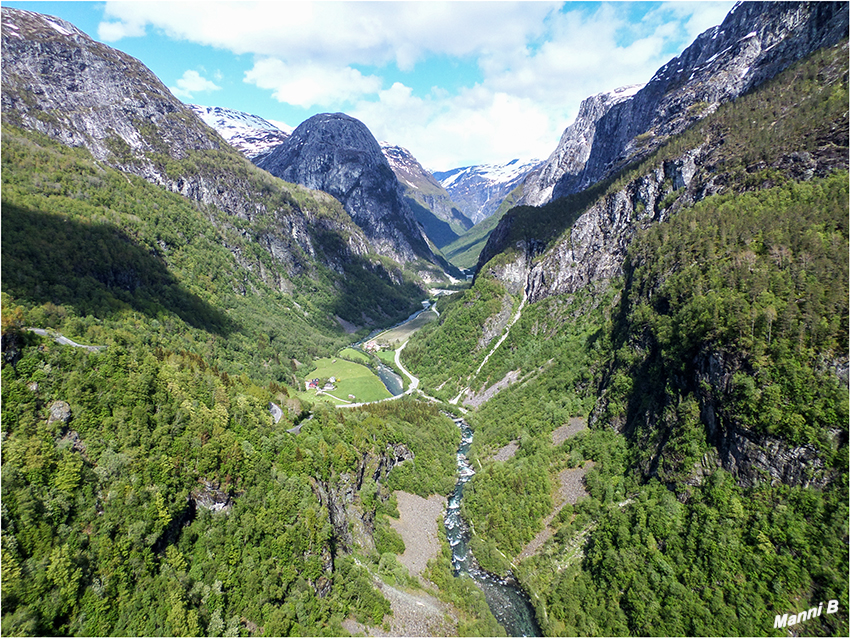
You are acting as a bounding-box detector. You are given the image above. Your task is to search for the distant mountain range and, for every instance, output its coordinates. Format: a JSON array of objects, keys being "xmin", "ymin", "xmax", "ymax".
[
  {"xmin": 433, "ymin": 158, "xmax": 543, "ymax": 224},
  {"xmin": 191, "ymin": 105, "xmax": 535, "ymax": 260}
]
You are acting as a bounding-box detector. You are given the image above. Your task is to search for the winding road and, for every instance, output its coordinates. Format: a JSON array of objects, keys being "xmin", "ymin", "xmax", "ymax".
[{"xmin": 25, "ymin": 328, "xmax": 106, "ymax": 352}]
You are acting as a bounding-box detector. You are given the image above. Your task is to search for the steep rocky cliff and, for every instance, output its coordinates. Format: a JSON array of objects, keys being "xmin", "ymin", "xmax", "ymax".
[
  {"xmin": 1, "ymin": 7, "xmax": 424, "ymax": 322},
  {"xmin": 517, "ymin": 84, "xmax": 644, "ymax": 207},
  {"xmin": 550, "ymin": 0, "xmax": 849, "ymax": 201},
  {"xmin": 473, "ymin": 15, "xmax": 848, "ymax": 489},
  {"xmin": 255, "ymin": 113, "xmax": 438, "ymax": 268},
  {"xmin": 381, "ymin": 142, "xmax": 472, "ymax": 248}
]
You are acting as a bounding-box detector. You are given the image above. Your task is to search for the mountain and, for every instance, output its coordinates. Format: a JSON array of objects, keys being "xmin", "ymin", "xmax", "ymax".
[
  {"xmin": 1, "ymin": 7, "xmax": 428, "ymax": 331},
  {"xmin": 516, "ymin": 84, "xmax": 644, "ymax": 207},
  {"xmin": 433, "ymin": 158, "xmax": 542, "ymax": 225},
  {"xmin": 189, "ymin": 104, "xmax": 290, "ymax": 160},
  {"xmin": 402, "ymin": 4, "xmax": 848, "ymax": 634},
  {"xmin": 539, "ymin": 0, "xmax": 850, "ymax": 204},
  {"xmin": 255, "ymin": 113, "xmax": 443, "ymax": 271},
  {"xmin": 380, "ymin": 142, "xmax": 473, "ymax": 249}
]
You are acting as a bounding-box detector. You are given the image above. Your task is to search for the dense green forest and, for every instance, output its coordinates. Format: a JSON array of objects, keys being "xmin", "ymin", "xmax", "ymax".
[
  {"xmin": 402, "ymin": 39, "xmax": 849, "ymax": 637},
  {"xmin": 0, "ymin": 122, "xmax": 507, "ymax": 635},
  {"xmin": 1, "ymin": 123, "xmax": 425, "ymax": 386},
  {"xmin": 0, "ymin": 328, "xmax": 470, "ymax": 634}
]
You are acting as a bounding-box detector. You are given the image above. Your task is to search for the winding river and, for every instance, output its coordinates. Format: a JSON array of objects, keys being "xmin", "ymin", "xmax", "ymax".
[{"xmin": 445, "ymin": 417, "xmax": 541, "ymax": 637}]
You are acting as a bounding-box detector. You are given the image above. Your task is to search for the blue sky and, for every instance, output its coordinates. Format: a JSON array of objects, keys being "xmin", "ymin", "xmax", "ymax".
[{"xmin": 4, "ymin": 1, "xmax": 736, "ymax": 170}]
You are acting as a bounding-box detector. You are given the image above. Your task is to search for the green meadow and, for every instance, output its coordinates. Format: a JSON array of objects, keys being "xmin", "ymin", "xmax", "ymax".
[{"xmin": 297, "ymin": 356, "xmax": 391, "ymax": 405}]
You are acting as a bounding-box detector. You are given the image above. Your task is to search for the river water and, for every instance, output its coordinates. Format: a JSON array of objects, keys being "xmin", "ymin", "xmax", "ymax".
[
  {"xmin": 445, "ymin": 417, "xmax": 541, "ymax": 637},
  {"xmin": 375, "ymin": 363, "xmax": 404, "ymax": 396}
]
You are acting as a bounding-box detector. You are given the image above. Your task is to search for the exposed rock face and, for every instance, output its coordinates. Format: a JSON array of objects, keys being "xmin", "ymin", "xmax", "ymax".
[
  {"xmin": 381, "ymin": 142, "xmax": 472, "ymax": 248},
  {"xmin": 190, "ymin": 479, "xmax": 233, "ymax": 513},
  {"xmin": 517, "ymin": 84, "xmax": 644, "ymax": 207},
  {"xmin": 525, "ymin": 147, "xmax": 706, "ymax": 303},
  {"xmin": 694, "ymin": 349, "xmax": 840, "ymax": 489},
  {"xmin": 47, "ymin": 400, "xmax": 72, "ymax": 425},
  {"xmin": 256, "ymin": 113, "xmax": 435, "ymax": 265},
  {"xmin": 434, "ymin": 158, "xmax": 543, "ymax": 224},
  {"xmin": 1, "ymin": 9, "xmax": 219, "ymax": 169},
  {"xmin": 550, "ymin": 0, "xmax": 849, "ymax": 201},
  {"xmin": 312, "ymin": 443, "xmax": 414, "ymax": 557}
]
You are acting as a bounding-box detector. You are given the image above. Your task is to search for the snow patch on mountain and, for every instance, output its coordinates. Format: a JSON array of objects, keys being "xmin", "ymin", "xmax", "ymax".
[
  {"xmin": 190, "ymin": 104, "xmax": 291, "ymax": 159},
  {"xmin": 433, "ymin": 158, "xmax": 542, "ymax": 224}
]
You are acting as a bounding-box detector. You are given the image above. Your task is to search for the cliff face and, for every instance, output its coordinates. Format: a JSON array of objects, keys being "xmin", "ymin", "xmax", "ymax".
[
  {"xmin": 517, "ymin": 85, "xmax": 644, "ymax": 208},
  {"xmin": 550, "ymin": 0, "xmax": 849, "ymax": 201},
  {"xmin": 480, "ymin": 1, "xmax": 849, "ymax": 303},
  {"xmin": 256, "ymin": 113, "xmax": 436, "ymax": 267},
  {"xmin": 381, "ymin": 142, "xmax": 472, "ymax": 248},
  {"xmin": 1, "ymin": 10, "xmax": 218, "ymax": 162}
]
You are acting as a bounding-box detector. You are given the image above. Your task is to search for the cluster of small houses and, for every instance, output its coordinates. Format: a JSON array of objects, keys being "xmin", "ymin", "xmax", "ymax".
[
  {"xmin": 363, "ymin": 340, "xmax": 383, "ymax": 353},
  {"xmin": 306, "ymin": 376, "xmax": 336, "ymax": 391},
  {"xmin": 305, "ymin": 376, "xmax": 357, "ymax": 401}
]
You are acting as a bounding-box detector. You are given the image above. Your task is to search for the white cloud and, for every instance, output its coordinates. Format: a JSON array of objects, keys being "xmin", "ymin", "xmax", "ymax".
[
  {"xmin": 99, "ymin": 1, "xmax": 559, "ymax": 66},
  {"xmin": 98, "ymin": 18, "xmax": 145, "ymax": 41},
  {"xmin": 350, "ymin": 83, "xmax": 559, "ymax": 170},
  {"xmin": 169, "ymin": 70, "xmax": 222, "ymax": 100},
  {"xmin": 244, "ymin": 59, "xmax": 382, "ymax": 109},
  {"xmin": 98, "ymin": 1, "xmax": 737, "ymax": 167}
]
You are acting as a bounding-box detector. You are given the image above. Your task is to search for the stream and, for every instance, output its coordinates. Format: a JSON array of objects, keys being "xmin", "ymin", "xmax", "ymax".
[{"xmin": 445, "ymin": 417, "xmax": 541, "ymax": 637}]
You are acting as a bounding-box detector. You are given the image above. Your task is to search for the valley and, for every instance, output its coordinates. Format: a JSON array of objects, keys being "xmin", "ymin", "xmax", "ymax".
[{"xmin": 2, "ymin": 3, "xmax": 849, "ymax": 638}]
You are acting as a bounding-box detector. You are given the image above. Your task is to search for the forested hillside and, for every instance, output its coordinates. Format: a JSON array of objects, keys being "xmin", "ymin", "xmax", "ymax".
[
  {"xmin": 0, "ymin": 127, "xmax": 499, "ymax": 635},
  {"xmin": 403, "ymin": 37, "xmax": 849, "ymax": 637}
]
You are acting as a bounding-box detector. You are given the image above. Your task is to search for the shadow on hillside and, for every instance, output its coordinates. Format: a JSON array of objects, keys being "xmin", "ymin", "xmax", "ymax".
[
  {"xmin": 309, "ymin": 227, "xmax": 425, "ymax": 330},
  {"xmin": 1, "ymin": 203, "xmax": 235, "ymax": 335}
]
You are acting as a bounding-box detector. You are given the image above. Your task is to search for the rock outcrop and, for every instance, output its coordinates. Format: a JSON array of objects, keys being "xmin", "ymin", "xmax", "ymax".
[
  {"xmin": 517, "ymin": 84, "xmax": 644, "ymax": 207},
  {"xmin": 549, "ymin": 0, "xmax": 849, "ymax": 201},
  {"xmin": 693, "ymin": 349, "xmax": 842, "ymax": 489},
  {"xmin": 524, "ymin": 146, "xmax": 706, "ymax": 303},
  {"xmin": 256, "ymin": 113, "xmax": 436, "ymax": 266}
]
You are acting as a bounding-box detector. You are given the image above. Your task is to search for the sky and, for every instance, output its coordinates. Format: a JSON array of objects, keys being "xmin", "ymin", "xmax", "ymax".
[{"xmin": 4, "ymin": 1, "xmax": 736, "ymax": 171}]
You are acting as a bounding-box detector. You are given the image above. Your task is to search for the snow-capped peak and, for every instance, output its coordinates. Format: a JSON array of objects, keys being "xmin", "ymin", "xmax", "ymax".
[{"xmin": 190, "ymin": 104, "xmax": 291, "ymax": 159}]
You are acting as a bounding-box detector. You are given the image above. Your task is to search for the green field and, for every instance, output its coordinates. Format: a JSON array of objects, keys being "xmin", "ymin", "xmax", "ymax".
[
  {"xmin": 375, "ymin": 309, "xmax": 438, "ymax": 347},
  {"xmin": 297, "ymin": 357, "xmax": 391, "ymax": 405},
  {"xmin": 339, "ymin": 347, "xmax": 371, "ymax": 364},
  {"xmin": 376, "ymin": 349, "xmax": 397, "ymax": 366}
]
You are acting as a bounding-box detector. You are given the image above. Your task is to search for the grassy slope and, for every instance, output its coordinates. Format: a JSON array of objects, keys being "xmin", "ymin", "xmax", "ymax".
[
  {"xmin": 441, "ymin": 185, "xmax": 522, "ymax": 269},
  {"xmin": 296, "ymin": 357, "xmax": 392, "ymax": 405}
]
